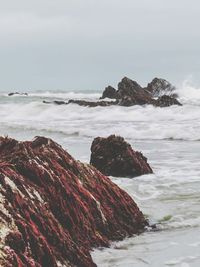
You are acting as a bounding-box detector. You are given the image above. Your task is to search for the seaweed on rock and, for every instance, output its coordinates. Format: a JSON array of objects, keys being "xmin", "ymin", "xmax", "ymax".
[{"xmin": 0, "ymin": 136, "xmax": 147, "ymax": 267}]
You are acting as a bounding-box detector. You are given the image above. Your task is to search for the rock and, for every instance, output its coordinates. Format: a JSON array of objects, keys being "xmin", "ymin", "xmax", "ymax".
[
  {"xmin": 0, "ymin": 136, "xmax": 147, "ymax": 267},
  {"xmin": 90, "ymin": 135, "xmax": 153, "ymax": 177},
  {"xmin": 99, "ymin": 77, "xmax": 155, "ymax": 106},
  {"xmin": 43, "ymin": 100, "xmax": 67, "ymax": 105},
  {"xmin": 43, "ymin": 99, "xmax": 118, "ymax": 107},
  {"xmin": 117, "ymin": 77, "xmax": 153, "ymax": 105},
  {"xmin": 145, "ymin": 78, "xmax": 177, "ymax": 97},
  {"xmin": 68, "ymin": 99, "xmax": 118, "ymax": 107},
  {"xmin": 8, "ymin": 92, "xmax": 28, "ymax": 96},
  {"xmin": 118, "ymin": 96, "xmax": 137, "ymax": 107},
  {"xmin": 117, "ymin": 77, "xmax": 143, "ymax": 97},
  {"xmin": 100, "ymin": 86, "xmax": 119, "ymax": 99},
  {"xmin": 42, "ymin": 77, "xmax": 182, "ymax": 108},
  {"xmin": 155, "ymin": 95, "xmax": 182, "ymax": 107}
]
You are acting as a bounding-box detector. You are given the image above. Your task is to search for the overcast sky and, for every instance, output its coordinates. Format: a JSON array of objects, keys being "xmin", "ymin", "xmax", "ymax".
[{"xmin": 0, "ymin": 0, "xmax": 200, "ymax": 91}]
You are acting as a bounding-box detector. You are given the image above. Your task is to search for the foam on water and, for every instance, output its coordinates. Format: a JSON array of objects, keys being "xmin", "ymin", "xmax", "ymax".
[
  {"xmin": 29, "ymin": 91, "xmax": 101, "ymax": 99},
  {"xmin": 0, "ymin": 97, "xmax": 199, "ymax": 141},
  {"xmin": 91, "ymin": 134, "xmax": 200, "ymax": 266},
  {"xmin": 176, "ymin": 80, "xmax": 200, "ymax": 105}
]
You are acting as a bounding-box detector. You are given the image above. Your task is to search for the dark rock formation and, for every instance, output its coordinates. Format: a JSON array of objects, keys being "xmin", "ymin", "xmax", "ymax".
[
  {"xmin": 155, "ymin": 95, "xmax": 182, "ymax": 107},
  {"xmin": 0, "ymin": 136, "xmax": 147, "ymax": 267},
  {"xmin": 43, "ymin": 77, "xmax": 182, "ymax": 108},
  {"xmin": 68, "ymin": 99, "xmax": 118, "ymax": 107},
  {"xmin": 90, "ymin": 135, "xmax": 153, "ymax": 177},
  {"xmin": 8, "ymin": 92, "xmax": 28, "ymax": 96},
  {"xmin": 43, "ymin": 100, "xmax": 67, "ymax": 105},
  {"xmin": 117, "ymin": 77, "xmax": 153, "ymax": 106},
  {"xmin": 145, "ymin": 78, "xmax": 177, "ymax": 97},
  {"xmin": 43, "ymin": 99, "xmax": 118, "ymax": 107},
  {"xmin": 99, "ymin": 77, "xmax": 153, "ymax": 106},
  {"xmin": 100, "ymin": 78, "xmax": 181, "ymax": 107},
  {"xmin": 100, "ymin": 86, "xmax": 119, "ymax": 99}
]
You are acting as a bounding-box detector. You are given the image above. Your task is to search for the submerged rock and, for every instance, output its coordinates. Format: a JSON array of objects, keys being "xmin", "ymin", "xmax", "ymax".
[
  {"xmin": 8, "ymin": 92, "xmax": 28, "ymax": 96},
  {"xmin": 43, "ymin": 100, "xmax": 67, "ymax": 105},
  {"xmin": 90, "ymin": 135, "xmax": 153, "ymax": 177},
  {"xmin": 145, "ymin": 78, "xmax": 177, "ymax": 97},
  {"xmin": 0, "ymin": 136, "xmax": 147, "ymax": 267},
  {"xmin": 68, "ymin": 99, "xmax": 118, "ymax": 107},
  {"xmin": 43, "ymin": 99, "xmax": 118, "ymax": 107}
]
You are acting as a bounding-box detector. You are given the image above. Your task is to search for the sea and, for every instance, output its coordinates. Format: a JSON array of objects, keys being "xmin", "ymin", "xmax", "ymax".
[{"xmin": 0, "ymin": 82, "xmax": 200, "ymax": 267}]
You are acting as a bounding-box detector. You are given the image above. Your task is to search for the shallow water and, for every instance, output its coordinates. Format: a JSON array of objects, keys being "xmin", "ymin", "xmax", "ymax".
[
  {"xmin": 92, "ymin": 139, "xmax": 200, "ymax": 267},
  {"xmin": 0, "ymin": 84, "xmax": 199, "ymax": 267}
]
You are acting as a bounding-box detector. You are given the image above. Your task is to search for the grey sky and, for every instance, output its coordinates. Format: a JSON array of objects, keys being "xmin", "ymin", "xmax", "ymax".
[{"xmin": 0, "ymin": 0, "xmax": 200, "ymax": 91}]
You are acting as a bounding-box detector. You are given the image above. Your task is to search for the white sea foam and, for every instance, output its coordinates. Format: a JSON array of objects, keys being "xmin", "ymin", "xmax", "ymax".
[
  {"xmin": 29, "ymin": 91, "xmax": 101, "ymax": 99},
  {"xmin": 0, "ymin": 98, "xmax": 199, "ymax": 141},
  {"xmin": 176, "ymin": 80, "xmax": 200, "ymax": 105}
]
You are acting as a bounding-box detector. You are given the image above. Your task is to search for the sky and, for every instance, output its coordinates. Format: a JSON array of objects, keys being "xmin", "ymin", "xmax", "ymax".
[{"xmin": 0, "ymin": 0, "xmax": 200, "ymax": 91}]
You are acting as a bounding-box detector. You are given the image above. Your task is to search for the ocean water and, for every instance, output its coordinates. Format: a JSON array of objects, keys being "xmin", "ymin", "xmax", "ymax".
[{"xmin": 0, "ymin": 83, "xmax": 200, "ymax": 267}]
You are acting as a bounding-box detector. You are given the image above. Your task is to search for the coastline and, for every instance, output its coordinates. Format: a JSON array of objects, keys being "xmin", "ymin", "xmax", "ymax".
[{"xmin": 0, "ymin": 83, "xmax": 199, "ymax": 266}]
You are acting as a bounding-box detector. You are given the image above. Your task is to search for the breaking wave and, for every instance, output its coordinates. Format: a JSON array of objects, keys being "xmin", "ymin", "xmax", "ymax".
[{"xmin": 0, "ymin": 81, "xmax": 199, "ymax": 141}]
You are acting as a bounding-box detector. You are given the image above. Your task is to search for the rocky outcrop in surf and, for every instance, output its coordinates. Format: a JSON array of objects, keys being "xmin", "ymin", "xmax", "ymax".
[
  {"xmin": 155, "ymin": 95, "xmax": 182, "ymax": 107},
  {"xmin": 42, "ymin": 76, "xmax": 182, "ymax": 108},
  {"xmin": 117, "ymin": 77, "xmax": 154, "ymax": 106},
  {"xmin": 90, "ymin": 135, "xmax": 153, "ymax": 177},
  {"xmin": 0, "ymin": 136, "xmax": 147, "ymax": 267},
  {"xmin": 100, "ymin": 77, "xmax": 182, "ymax": 107},
  {"xmin": 101, "ymin": 77, "xmax": 177, "ymax": 99},
  {"xmin": 68, "ymin": 99, "xmax": 118, "ymax": 107},
  {"xmin": 145, "ymin": 77, "xmax": 177, "ymax": 97},
  {"xmin": 43, "ymin": 99, "xmax": 118, "ymax": 107},
  {"xmin": 100, "ymin": 86, "xmax": 119, "ymax": 99}
]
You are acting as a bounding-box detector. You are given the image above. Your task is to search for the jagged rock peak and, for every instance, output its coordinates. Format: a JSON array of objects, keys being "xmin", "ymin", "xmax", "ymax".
[
  {"xmin": 100, "ymin": 85, "xmax": 119, "ymax": 99},
  {"xmin": 146, "ymin": 77, "xmax": 176, "ymax": 97},
  {"xmin": 117, "ymin": 77, "xmax": 143, "ymax": 96},
  {"xmin": 116, "ymin": 77, "xmax": 153, "ymax": 106}
]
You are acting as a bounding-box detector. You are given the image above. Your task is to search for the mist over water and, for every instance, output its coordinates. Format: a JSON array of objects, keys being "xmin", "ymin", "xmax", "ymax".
[{"xmin": 0, "ymin": 81, "xmax": 200, "ymax": 266}]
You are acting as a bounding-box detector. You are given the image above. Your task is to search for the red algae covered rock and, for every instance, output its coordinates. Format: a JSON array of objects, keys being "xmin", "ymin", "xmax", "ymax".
[
  {"xmin": 90, "ymin": 135, "xmax": 153, "ymax": 177},
  {"xmin": 0, "ymin": 136, "xmax": 147, "ymax": 267}
]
